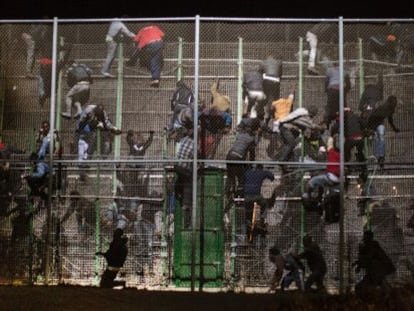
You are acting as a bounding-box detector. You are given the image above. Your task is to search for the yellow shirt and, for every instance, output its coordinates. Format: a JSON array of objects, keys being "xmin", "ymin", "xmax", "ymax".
[
  {"xmin": 272, "ymin": 94, "xmax": 294, "ymax": 120},
  {"xmin": 211, "ymin": 81, "xmax": 231, "ymax": 112}
]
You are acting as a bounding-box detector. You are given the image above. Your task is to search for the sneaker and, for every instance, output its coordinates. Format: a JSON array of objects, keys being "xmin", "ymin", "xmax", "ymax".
[
  {"xmin": 61, "ymin": 112, "xmax": 72, "ymax": 119},
  {"xmin": 125, "ymin": 60, "xmax": 135, "ymax": 67},
  {"xmin": 307, "ymin": 67, "xmax": 320, "ymax": 75},
  {"xmin": 150, "ymin": 79, "xmax": 160, "ymax": 88},
  {"xmin": 39, "ymin": 95, "xmax": 47, "ymax": 106},
  {"xmin": 102, "ymin": 72, "xmax": 115, "ymax": 78},
  {"xmin": 378, "ymin": 156, "xmax": 385, "ymax": 168}
]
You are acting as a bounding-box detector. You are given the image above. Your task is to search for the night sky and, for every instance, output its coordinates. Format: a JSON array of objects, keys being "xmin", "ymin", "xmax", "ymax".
[{"xmin": 0, "ymin": 0, "xmax": 411, "ymax": 19}]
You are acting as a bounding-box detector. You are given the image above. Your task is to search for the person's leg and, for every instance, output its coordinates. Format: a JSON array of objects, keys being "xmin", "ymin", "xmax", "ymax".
[
  {"xmin": 22, "ymin": 34, "xmax": 35, "ymax": 75},
  {"xmin": 126, "ymin": 47, "xmax": 140, "ymax": 66},
  {"xmin": 306, "ymin": 31, "xmax": 318, "ymax": 71},
  {"xmin": 263, "ymin": 80, "xmax": 279, "ymax": 121},
  {"xmin": 374, "ymin": 124, "xmax": 385, "ymax": 165},
  {"xmin": 304, "ymin": 271, "xmax": 316, "ymax": 291},
  {"xmin": 62, "ymin": 85, "xmax": 77, "ymax": 118},
  {"xmin": 246, "ymin": 94, "xmax": 256, "ymax": 117},
  {"xmin": 78, "ymin": 137, "xmax": 89, "ymax": 161},
  {"xmin": 148, "ymin": 41, "xmax": 164, "ymax": 81},
  {"xmin": 101, "ymin": 41, "xmax": 117, "ymax": 75},
  {"xmin": 277, "ymin": 127, "xmax": 297, "ymax": 162}
]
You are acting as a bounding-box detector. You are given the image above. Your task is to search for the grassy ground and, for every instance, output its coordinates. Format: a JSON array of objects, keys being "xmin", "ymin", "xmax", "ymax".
[{"xmin": 1, "ymin": 284, "xmax": 414, "ymax": 311}]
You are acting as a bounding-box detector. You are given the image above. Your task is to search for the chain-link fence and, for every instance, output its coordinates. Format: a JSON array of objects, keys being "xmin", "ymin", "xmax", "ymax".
[{"xmin": 0, "ymin": 17, "xmax": 413, "ymax": 293}]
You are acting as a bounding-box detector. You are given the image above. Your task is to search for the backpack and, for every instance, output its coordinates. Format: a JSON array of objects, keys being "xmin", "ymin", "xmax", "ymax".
[
  {"xmin": 67, "ymin": 63, "xmax": 93, "ymax": 87},
  {"xmin": 170, "ymin": 82, "xmax": 195, "ymax": 110},
  {"xmin": 322, "ymin": 187, "xmax": 340, "ymax": 223},
  {"xmin": 200, "ymin": 109, "xmax": 226, "ymax": 134}
]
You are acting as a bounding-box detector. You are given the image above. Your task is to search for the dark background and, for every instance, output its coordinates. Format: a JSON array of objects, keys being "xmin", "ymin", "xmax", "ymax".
[{"xmin": 0, "ymin": 0, "xmax": 411, "ymax": 19}]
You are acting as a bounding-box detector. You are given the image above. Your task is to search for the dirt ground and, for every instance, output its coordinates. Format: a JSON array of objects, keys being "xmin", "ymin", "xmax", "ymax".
[{"xmin": 1, "ymin": 285, "xmax": 414, "ymax": 311}]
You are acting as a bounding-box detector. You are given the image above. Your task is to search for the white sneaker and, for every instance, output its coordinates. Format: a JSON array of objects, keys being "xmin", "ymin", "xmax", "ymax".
[
  {"xmin": 61, "ymin": 112, "xmax": 72, "ymax": 119},
  {"xmin": 102, "ymin": 72, "xmax": 115, "ymax": 78}
]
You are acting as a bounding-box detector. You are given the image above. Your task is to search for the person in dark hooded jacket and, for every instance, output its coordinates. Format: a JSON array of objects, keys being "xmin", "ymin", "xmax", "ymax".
[
  {"xmin": 354, "ymin": 230, "xmax": 396, "ymax": 295},
  {"xmin": 299, "ymin": 234, "xmax": 327, "ymax": 292},
  {"xmin": 96, "ymin": 228, "xmax": 128, "ymax": 288}
]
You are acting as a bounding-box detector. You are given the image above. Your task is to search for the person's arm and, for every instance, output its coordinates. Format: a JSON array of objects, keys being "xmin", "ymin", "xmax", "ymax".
[
  {"xmin": 248, "ymin": 140, "xmax": 256, "ymax": 162},
  {"xmin": 142, "ymin": 131, "xmax": 154, "ymax": 151},
  {"xmin": 210, "ymin": 80, "xmax": 219, "ymax": 98},
  {"xmin": 222, "ymin": 112, "xmax": 232, "ymax": 128},
  {"xmin": 265, "ymin": 170, "xmax": 275, "ymax": 181},
  {"xmin": 388, "ymin": 115, "xmax": 400, "ymax": 132},
  {"xmin": 377, "ymin": 71, "xmax": 384, "ymax": 100},
  {"xmin": 31, "ymin": 163, "xmax": 47, "ymax": 178},
  {"xmin": 279, "ymin": 108, "xmax": 308, "ymax": 124},
  {"xmin": 344, "ymin": 73, "xmax": 351, "ymax": 94},
  {"xmin": 269, "ymin": 256, "xmax": 284, "ymax": 291},
  {"xmin": 119, "ymin": 22, "xmax": 135, "ymax": 39}
]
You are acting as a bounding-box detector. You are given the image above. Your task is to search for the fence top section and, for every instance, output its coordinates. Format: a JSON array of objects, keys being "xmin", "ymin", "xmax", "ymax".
[{"xmin": 1, "ymin": 17, "xmax": 414, "ymax": 24}]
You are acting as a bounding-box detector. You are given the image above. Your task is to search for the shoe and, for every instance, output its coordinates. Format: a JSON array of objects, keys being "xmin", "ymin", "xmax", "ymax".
[
  {"xmin": 61, "ymin": 112, "xmax": 72, "ymax": 119},
  {"xmin": 39, "ymin": 95, "xmax": 46, "ymax": 106},
  {"xmin": 150, "ymin": 79, "xmax": 160, "ymax": 88},
  {"xmin": 102, "ymin": 72, "xmax": 115, "ymax": 78},
  {"xmin": 307, "ymin": 67, "xmax": 320, "ymax": 75},
  {"xmin": 378, "ymin": 156, "xmax": 385, "ymax": 168}
]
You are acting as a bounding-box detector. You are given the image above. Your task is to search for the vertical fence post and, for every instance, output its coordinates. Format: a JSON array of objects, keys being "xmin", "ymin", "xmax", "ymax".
[
  {"xmin": 94, "ymin": 128, "xmax": 102, "ymax": 284},
  {"xmin": 237, "ymin": 37, "xmax": 243, "ymax": 125},
  {"xmin": 113, "ymin": 43, "xmax": 124, "ymax": 195},
  {"xmin": 44, "ymin": 17, "xmax": 59, "ymax": 284},
  {"xmin": 298, "ymin": 36, "xmax": 306, "ymax": 253},
  {"xmin": 177, "ymin": 37, "xmax": 183, "ymax": 81},
  {"xmin": 338, "ymin": 17, "xmax": 345, "ymax": 294}
]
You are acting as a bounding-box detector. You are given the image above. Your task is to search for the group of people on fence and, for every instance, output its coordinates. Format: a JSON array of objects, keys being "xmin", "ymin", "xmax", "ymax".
[
  {"xmin": 268, "ymin": 231, "xmax": 395, "ymax": 294},
  {"xmin": 5, "ymin": 20, "xmax": 406, "ymax": 289}
]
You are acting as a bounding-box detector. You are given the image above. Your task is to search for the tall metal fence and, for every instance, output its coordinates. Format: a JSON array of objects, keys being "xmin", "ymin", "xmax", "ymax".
[{"xmin": 0, "ymin": 17, "xmax": 413, "ymax": 293}]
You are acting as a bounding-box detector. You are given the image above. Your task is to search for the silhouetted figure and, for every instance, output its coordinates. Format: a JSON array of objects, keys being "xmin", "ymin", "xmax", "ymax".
[
  {"xmin": 299, "ymin": 234, "xmax": 327, "ymax": 292},
  {"xmin": 354, "ymin": 230, "xmax": 396, "ymax": 295},
  {"xmin": 96, "ymin": 228, "xmax": 128, "ymax": 288}
]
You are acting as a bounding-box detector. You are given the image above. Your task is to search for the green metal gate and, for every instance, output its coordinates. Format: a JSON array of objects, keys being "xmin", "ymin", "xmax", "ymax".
[{"xmin": 173, "ymin": 168, "xmax": 225, "ymax": 287}]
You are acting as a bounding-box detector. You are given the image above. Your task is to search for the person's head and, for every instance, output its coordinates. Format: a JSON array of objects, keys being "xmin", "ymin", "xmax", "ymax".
[
  {"xmin": 332, "ymin": 133, "xmax": 340, "ymax": 150},
  {"xmin": 269, "ymin": 245, "xmax": 280, "ymax": 256},
  {"xmin": 268, "ymin": 245, "xmax": 281, "ymax": 263},
  {"xmin": 250, "ymin": 118, "xmax": 261, "ymax": 132},
  {"xmin": 114, "ymin": 228, "xmax": 124, "ymax": 240},
  {"xmin": 363, "ymin": 230, "xmax": 374, "ymax": 243},
  {"xmin": 29, "ymin": 152, "xmax": 39, "ymax": 162},
  {"xmin": 303, "ymin": 234, "xmax": 313, "ymax": 247},
  {"xmin": 70, "ymin": 190, "xmax": 80, "ymax": 202},
  {"xmin": 386, "ymin": 95, "xmax": 398, "ymax": 110},
  {"xmin": 307, "ymin": 105, "xmax": 319, "ymax": 118},
  {"xmin": 41, "ymin": 120, "xmax": 50, "ymax": 133},
  {"xmin": 176, "ymin": 79, "xmax": 186, "ymax": 88},
  {"xmin": 94, "ymin": 104, "xmax": 105, "ymax": 121}
]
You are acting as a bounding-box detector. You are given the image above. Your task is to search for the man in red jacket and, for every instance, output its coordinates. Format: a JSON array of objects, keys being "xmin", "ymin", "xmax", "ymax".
[{"xmin": 126, "ymin": 25, "xmax": 165, "ymax": 87}]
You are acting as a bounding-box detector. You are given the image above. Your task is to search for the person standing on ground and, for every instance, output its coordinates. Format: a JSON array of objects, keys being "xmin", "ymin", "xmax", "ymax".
[
  {"xmin": 96, "ymin": 228, "xmax": 128, "ymax": 288},
  {"xmin": 299, "ymin": 234, "xmax": 327, "ymax": 292},
  {"xmin": 354, "ymin": 230, "xmax": 396, "ymax": 295}
]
